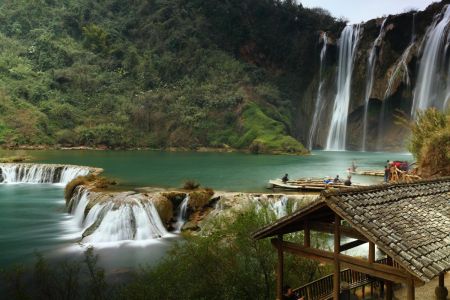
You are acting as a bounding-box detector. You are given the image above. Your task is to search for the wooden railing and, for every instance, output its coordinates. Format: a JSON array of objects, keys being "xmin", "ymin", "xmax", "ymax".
[
  {"xmin": 293, "ymin": 269, "xmax": 372, "ymax": 300},
  {"xmin": 293, "ymin": 258, "xmax": 399, "ymax": 300}
]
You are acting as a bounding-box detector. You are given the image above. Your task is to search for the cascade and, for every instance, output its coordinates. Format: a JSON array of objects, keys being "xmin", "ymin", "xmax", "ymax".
[
  {"xmin": 412, "ymin": 5, "xmax": 450, "ymax": 117},
  {"xmin": 308, "ymin": 32, "xmax": 328, "ymax": 150},
  {"xmin": 270, "ymin": 195, "xmax": 289, "ymax": 218},
  {"xmin": 362, "ymin": 19, "xmax": 387, "ymax": 151},
  {"xmin": 0, "ymin": 163, "xmax": 90, "ymax": 184},
  {"xmin": 174, "ymin": 195, "xmax": 190, "ymax": 232},
  {"xmin": 68, "ymin": 190, "xmax": 169, "ymax": 243},
  {"xmin": 69, "ymin": 187, "xmax": 90, "ymax": 226},
  {"xmin": 325, "ymin": 24, "xmax": 361, "ymax": 151}
]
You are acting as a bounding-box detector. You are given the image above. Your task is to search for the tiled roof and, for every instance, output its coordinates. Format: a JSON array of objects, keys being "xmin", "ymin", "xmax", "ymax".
[{"xmin": 253, "ymin": 177, "xmax": 450, "ymax": 282}]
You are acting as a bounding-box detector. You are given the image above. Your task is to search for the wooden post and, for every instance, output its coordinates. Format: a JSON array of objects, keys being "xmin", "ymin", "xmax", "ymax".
[
  {"xmin": 435, "ymin": 272, "xmax": 448, "ymax": 300},
  {"xmin": 304, "ymin": 221, "xmax": 310, "ymax": 248},
  {"xmin": 386, "ymin": 256, "xmax": 393, "ymax": 300},
  {"xmin": 276, "ymin": 234, "xmax": 284, "ymax": 300},
  {"xmin": 333, "ymin": 214, "xmax": 341, "ymax": 300},
  {"xmin": 406, "ymin": 276, "xmax": 415, "ymax": 300},
  {"xmin": 368, "ymin": 242, "xmax": 375, "ymax": 263}
]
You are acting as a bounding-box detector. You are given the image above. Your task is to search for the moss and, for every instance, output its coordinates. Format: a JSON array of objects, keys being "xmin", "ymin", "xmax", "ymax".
[
  {"xmin": 64, "ymin": 174, "xmax": 95, "ymax": 202},
  {"xmin": 189, "ymin": 188, "xmax": 215, "ymax": 210},
  {"xmin": 237, "ymin": 102, "xmax": 308, "ymax": 154}
]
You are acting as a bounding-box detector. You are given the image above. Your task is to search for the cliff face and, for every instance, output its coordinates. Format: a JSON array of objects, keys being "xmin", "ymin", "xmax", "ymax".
[{"xmin": 298, "ymin": 0, "xmax": 450, "ymax": 151}]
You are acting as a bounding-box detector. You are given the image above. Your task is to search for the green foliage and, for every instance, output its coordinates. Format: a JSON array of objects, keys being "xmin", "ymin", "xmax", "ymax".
[
  {"xmin": 1, "ymin": 248, "xmax": 109, "ymax": 300},
  {"xmin": 408, "ymin": 108, "xmax": 450, "ymax": 177},
  {"xmin": 119, "ymin": 204, "xmax": 327, "ymax": 299},
  {"xmin": 237, "ymin": 102, "xmax": 308, "ymax": 154},
  {"xmin": 0, "ymin": 0, "xmax": 340, "ymax": 152}
]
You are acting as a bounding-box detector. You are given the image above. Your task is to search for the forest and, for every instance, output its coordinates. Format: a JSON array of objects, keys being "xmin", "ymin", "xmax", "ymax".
[{"xmin": 0, "ymin": 0, "xmax": 344, "ymax": 154}]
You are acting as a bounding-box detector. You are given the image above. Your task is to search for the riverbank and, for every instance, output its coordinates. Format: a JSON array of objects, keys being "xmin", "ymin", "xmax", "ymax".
[{"xmin": 0, "ymin": 144, "xmax": 310, "ymax": 156}]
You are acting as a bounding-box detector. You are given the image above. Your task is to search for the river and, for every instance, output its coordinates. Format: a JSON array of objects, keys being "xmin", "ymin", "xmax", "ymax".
[{"xmin": 0, "ymin": 150, "xmax": 412, "ymax": 270}]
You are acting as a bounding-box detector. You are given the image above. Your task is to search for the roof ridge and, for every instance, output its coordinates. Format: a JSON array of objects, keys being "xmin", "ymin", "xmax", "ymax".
[{"xmin": 321, "ymin": 176, "xmax": 450, "ymax": 197}]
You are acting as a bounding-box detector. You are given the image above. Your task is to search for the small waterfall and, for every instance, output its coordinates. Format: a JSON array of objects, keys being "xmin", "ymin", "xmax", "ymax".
[
  {"xmin": 67, "ymin": 190, "xmax": 170, "ymax": 243},
  {"xmin": 326, "ymin": 24, "xmax": 361, "ymax": 151},
  {"xmin": 174, "ymin": 195, "xmax": 190, "ymax": 232},
  {"xmin": 412, "ymin": 5, "xmax": 450, "ymax": 117},
  {"xmin": 69, "ymin": 187, "xmax": 90, "ymax": 226},
  {"xmin": 308, "ymin": 32, "xmax": 328, "ymax": 150},
  {"xmin": 362, "ymin": 19, "xmax": 387, "ymax": 151},
  {"xmin": 0, "ymin": 163, "xmax": 90, "ymax": 184},
  {"xmin": 270, "ymin": 195, "xmax": 289, "ymax": 218}
]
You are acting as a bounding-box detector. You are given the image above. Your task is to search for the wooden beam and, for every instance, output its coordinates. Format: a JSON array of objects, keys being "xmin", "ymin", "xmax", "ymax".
[
  {"xmin": 407, "ymin": 276, "xmax": 415, "ymax": 300},
  {"xmin": 304, "ymin": 221, "xmax": 310, "ymax": 247},
  {"xmin": 340, "ymin": 239, "xmax": 367, "ymax": 252},
  {"xmin": 276, "ymin": 235, "xmax": 284, "ymax": 300},
  {"xmin": 273, "ymin": 240, "xmax": 413, "ymax": 284},
  {"xmin": 369, "ymin": 242, "xmax": 375, "ymax": 263},
  {"xmin": 309, "ymin": 221, "xmax": 368, "ymax": 241},
  {"xmin": 333, "ymin": 214, "xmax": 341, "ymax": 300}
]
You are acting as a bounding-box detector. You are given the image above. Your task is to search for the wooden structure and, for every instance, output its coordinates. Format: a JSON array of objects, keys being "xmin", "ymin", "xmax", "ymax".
[
  {"xmin": 268, "ymin": 179, "xmax": 363, "ymax": 191},
  {"xmin": 253, "ymin": 177, "xmax": 450, "ymax": 299}
]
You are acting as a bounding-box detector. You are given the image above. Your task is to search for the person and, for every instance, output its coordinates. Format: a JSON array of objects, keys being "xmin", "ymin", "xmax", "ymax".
[
  {"xmin": 344, "ymin": 175, "xmax": 352, "ymax": 186},
  {"xmin": 384, "ymin": 165, "xmax": 390, "ymax": 183},
  {"xmin": 282, "ymin": 173, "xmax": 289, "ymax": 183},
  {"xmin": 282, "ymin": 285, "xmax": 304, "ymax": 300},
  {"xmin": 351, "ymin": 161, "xmax": 357, "ymax": 172},
  {"xmin": 333, "ymin": 174, "xmax": 340, "ymax": 183}
]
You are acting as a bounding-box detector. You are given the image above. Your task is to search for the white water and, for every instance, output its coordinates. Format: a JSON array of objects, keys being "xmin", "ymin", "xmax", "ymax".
[
  {"xmin": 362, "ymin": 19, "xmax": 387, "ymax": 151},
  {"xmin": 270, "ymin": 195, "xmax": 289, "ymax": 218},
  {"xmin": 326, "ymin": 25, "xmax": 361, "ymax": 151},
  {"xmin": 308, "ymin": 32, "xmax": 328, "ymax": 150},
  {"xmin": 0, "ymin": 164, "xmax": 89, "ymax": 184},
  {"xmin": 174, "ymin": 195, "xmax": 189, "ymax": 232},
  {"xmin": 68, "ymin": 191, "xmax": 169, "ymax": 243},
  {"xmin": 71, "ymin": 188, "xmax": 90, "ymax": 226},
  {"xmin": 412, "ymin": 5, "xmax": 450, "ymax": 117}
]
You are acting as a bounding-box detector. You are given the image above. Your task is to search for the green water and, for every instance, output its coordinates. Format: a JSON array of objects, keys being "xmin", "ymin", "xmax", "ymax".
[
  {"xmin": 0, "ymin": 150, "xmax": 412, "ymax": 270},
  {"xmin": 1, "ymin": 150, "xmax": 412, "ymax": 191}
]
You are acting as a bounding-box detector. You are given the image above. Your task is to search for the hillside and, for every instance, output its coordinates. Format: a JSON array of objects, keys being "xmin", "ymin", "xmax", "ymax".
[{"xmin": 0, "ymin": 0, "xmax": 342, "ymax": 154}]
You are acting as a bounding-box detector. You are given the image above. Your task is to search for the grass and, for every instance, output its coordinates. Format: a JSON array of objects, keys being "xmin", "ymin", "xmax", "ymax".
[{"xmin": 237, "ymin": 102, "xmax": 308, "ymax": 154}]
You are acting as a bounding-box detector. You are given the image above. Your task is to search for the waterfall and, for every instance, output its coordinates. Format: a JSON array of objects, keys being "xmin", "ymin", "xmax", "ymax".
[
  {"xmin": 174, "ymin": 195, "xmax": 189, "ymax": 232},
  {"xmin": 362, "ymin": 19, "xmax": 387, "ymax": 151},
  {"xmin": 67, "ymin": 190, "xmax": 169, "ymax": 243},
  {"xmin": 0, "ymin": 163, "xmax": 90, "ymax": 184},
  {"xmin": 412, "ymin": 5, "xmax": 450, "ymax": 117},
  {"xmin": 270, "ymin": 195, "xmax": 289, "ymax": 218},
  {"xmin": 325, "ymin": 24, "xmax": 361, "ymax": 151},
  {"xmin": 308, "ymin": 32, "xmax": 328, "ymax": 150},
  {"xmin": 82, "ymin": 200, "xmax": 168, "ymax": 243},
  {"xmin": 69, "ymin": 187, "xmax": 90, "ymax": 226}
]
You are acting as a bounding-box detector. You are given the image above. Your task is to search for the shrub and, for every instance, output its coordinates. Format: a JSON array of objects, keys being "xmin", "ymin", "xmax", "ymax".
[{"xmin": 183, "ymin": 180, "xmax": 200, "ymax": 190}]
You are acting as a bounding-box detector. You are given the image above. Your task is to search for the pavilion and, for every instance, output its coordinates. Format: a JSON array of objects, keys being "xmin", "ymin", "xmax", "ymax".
[{"xmin": 252, "ymin": 177, "xmax": 450, "ymax": 300}]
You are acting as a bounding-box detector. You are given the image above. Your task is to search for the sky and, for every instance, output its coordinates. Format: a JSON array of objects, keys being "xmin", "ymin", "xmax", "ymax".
[{"xmin": 299, "ymin": 0, "xmax": 438, "ymax": 23}]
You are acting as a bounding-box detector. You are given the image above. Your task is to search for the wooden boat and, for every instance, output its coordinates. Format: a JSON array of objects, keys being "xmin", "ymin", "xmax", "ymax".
[
  {"xmin": 348, "ymin": 169, "xmax": 384, "ymax": 177},
  {"xmin": 267, "ymin": 178, "xmax": 362, "ymax": 191}
]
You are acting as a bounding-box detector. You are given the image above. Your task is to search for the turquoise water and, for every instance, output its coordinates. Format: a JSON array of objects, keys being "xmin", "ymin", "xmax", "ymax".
[
  {"xmin": 1, "ymin": 150, "xmax": 412, "ymax": 191},
  {"xmin": 0, "ymin": 150, "xmax": 412, "ymax": 269}
]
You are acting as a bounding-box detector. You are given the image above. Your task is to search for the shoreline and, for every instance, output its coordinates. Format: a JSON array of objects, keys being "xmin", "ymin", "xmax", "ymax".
[{"xmin": 0, "ymin": 145, "xmax": 310, "ymax": 156}]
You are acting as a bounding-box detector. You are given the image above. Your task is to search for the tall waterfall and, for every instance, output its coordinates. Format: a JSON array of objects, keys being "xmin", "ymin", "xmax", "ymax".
[
  {"xmin": 0, "ymin": 163, "xmax": 90, "ymax": 184},
  {"xmin": 361, "ymin": 19, "xmax": 387, "ymax": 151},
  {"xmin": 412, "ymin": 5, "xmax": 450, "ymax": 117},
  {"xmin": 68, "ymin": 189, "xmax": 168, "ymax": 243},
  {"xmin": 308, "ymin": 32, "xmax": 328, "ymax": 150},
  {"xmin": 174, "ymin": 195, "xmax": 190, "ymax": 232},
  {"xmin": 325, "ymin": 24, "xmax": 361, "ymax": 151}
]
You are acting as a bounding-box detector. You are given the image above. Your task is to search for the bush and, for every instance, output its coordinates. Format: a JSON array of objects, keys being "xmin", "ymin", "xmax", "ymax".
[{"xmin": 183, "ymin": 180, "xmax": 200, "ymax": 190}]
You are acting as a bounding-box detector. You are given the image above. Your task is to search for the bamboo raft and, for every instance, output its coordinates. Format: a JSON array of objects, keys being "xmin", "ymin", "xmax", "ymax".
[
  {"xmin": 268, "ymin": 178, "xmax": 363, "ymax": 191},
  {"xmin": 349, "ymin": 169, "xmax": 384, "ymax": 177}
]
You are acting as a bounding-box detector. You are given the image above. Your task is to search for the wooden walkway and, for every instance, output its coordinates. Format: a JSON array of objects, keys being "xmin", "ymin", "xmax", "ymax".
[{"xmin": 293, "ymin": 258, "xmax": 400, "ymax": 300}]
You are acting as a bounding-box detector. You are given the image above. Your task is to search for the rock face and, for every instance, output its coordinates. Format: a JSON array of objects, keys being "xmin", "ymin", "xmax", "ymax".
[
  {"xmin": 65, "ymin": 183, "xmax": 319, "ymax": 241},
  {"xmin": 297, "ymin": 1, "xmax": 450, "ymax": 151}
]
